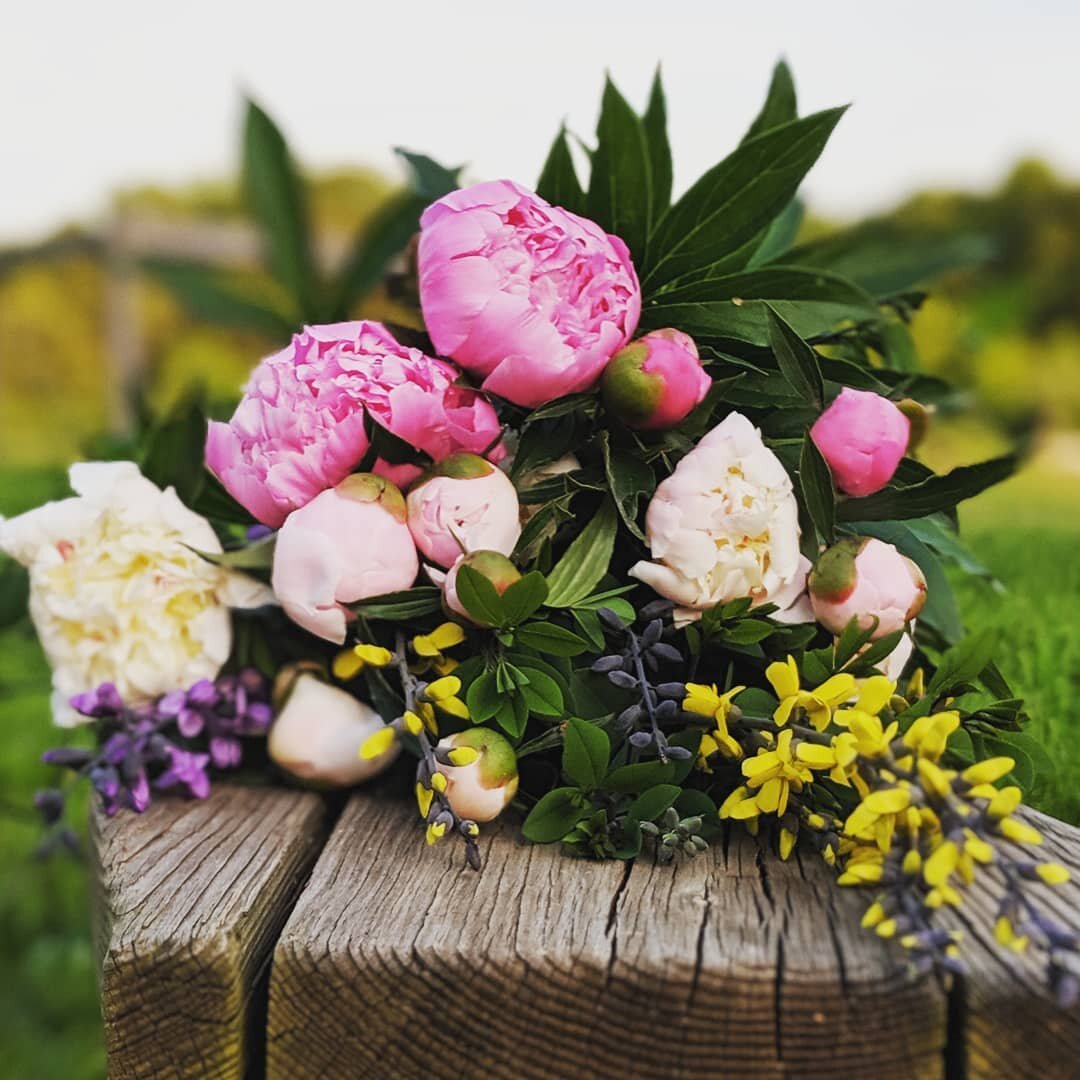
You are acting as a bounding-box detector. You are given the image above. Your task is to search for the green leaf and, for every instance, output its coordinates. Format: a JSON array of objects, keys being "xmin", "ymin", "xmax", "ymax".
[
  {"xmin": 518, "ymin": 666, "xmax": 565, "ymax": 717},
  {"xmin": 929, "ymin": 628, "xmax": 999, "ymax": 696},
  {"xmin": 747, "ymin": 198, "xmax": 804, "ymax": 268},
  {"xmin": 675, "ymin": 789, "xmax": 719, "ymax": 824},
  {"xmin": 604, "ymin": 760, "xmax": 676, "ymax": 794},
  {"xmin": 643, "ymin": 108, "xmax": 846, "ymax": 290},
  {"xmin": 187, "ymin": 472, "xmax": 256, "ymax": 525},
  {"xmin": 465, "ymin": 669, "xmax": 502, "ymax": 724},
  {"xmin": 586, "ymin": 76, "xmax": 652, "ymax": 260},
  {"xmin": 642, "ymin": 66, "xmax": 673, "ymax": 222},
  {"xmin": 536, "ymin": 128, "xmax": 586, "ymax": 215},
  {"xmin": 0, "ymin": 557, "xmax": 28, "ymax": 629},
  {"xmin": 837, "ymin": 455, "xmax": 1018, "ymax": 522},
  {"xmin": 454, "ymin": 564, "xmax": 507, "ymax": 627},
  {"xmin": 139, "ymin": 391, "xmax": 210, "ymax": 506},
  {"xmin": 351, "ymin": 587, "xmax": 443, "ymax": 621},
  {"xmin": 243, "ymin": 99, "xmax": 315, "ymax": 317},
  {"xmin": 494, "ymin": 693, "xmax": 530, "ymax": 739},
  {"xmin": 499, "ymin": 572, "xmax": 549, "ymax": 627},
  {"xmin": 522, "ymin": 787, "xmax": 584, "ymax": 843},
  {"xmin": 393, "ymin": 148, "xmax": 463, "ymax": 200},
  {"xmin": 328, "ymin": 191, "xmax": 427, "ymax": 319},
  {"xmin": 600, "ymin": 436, "xmax": 655, "ymax": 541},
  {"xmin": 514, "ymin": 621, "xmax": 590, "ymax": 657},
  {"xmin": 545, "ymin": 499, "xmax": 619, "ymax": 607},
  {"xmin": 768, "ymin": 306, "xmax": 823, "ymax": 408},
  {"xmin": 799, "ymin": 434, "xmax": 836, "ymax": 546},
  {"xmin": 190, "ymin": 533, "xmax": 276, "ymax": 570},
  {"xmin": 563, "ymin": 717, "xmax": 611, "ymax": 789},
  {"xmin": 742, "ymin": 59, "xmax": 797, "ymax": 143},
  {"xmin": 141, "ymin": 259, "xmax": 294, "ymax": 337},
  {"xmin": 628, "ymin": 784, "xmax": 681, "ymax": 823},
  {"xmin": 641, "ymin": 266, "xmax": 878, "ymax": 345}
]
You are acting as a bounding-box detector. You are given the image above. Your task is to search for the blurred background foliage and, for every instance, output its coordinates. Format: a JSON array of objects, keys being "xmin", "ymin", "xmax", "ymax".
[{"xmin": 1, "ymin": 122, "xmax": 1079, "ymax": 1077}]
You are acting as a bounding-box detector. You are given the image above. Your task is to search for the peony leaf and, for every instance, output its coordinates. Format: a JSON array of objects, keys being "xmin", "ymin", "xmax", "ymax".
[
  {"xmin": 393, "ymin": 149, "xmax": 462, "ymax": 201},
  {"xmin": 742, "ymin": 59, "xmax": 798, "ymax": 144},
  {"xmin": 536, "ymin": 127, "xmax": 586, "ymax": 216},
  {"xmin": 600, "ymin": 435, "xmax": 655, "ymax": 542},
  {"xmin": 768, "ymin": 306, "xmax": 824, "ymax": 408},
  {"xmin": 586, "ymin": 76, "xmax": 653, "ymax": 262},
  {"xmin": 643, "ymin": 107, "xmax": 846, "ymax": 290},
  {"xmin": 642, "ymin": 66, "xmax": 673, "ymax": 224},
  {"xmin": 799, "ymin": 433, "xmax": 836, "ymax": 546},
  {"xmin": 189, "ymin": 533, "xmax": 276, "ymax": 571},
  {"xmin": 351, "ymin": 587, "xmax": 443, "ymax": 621},
  {"xmin": 641, "ymin": 266, "xmax": 878, "ymax": 345},
  {"xmin": 837, "ymin": 455, "xmax": 1018, "ymax": 523},
  {"xmin": 544, "ymin": 499, "xmax": 619, "ymax": 608},
  {"xmin": 514, "ymin": 621, "xmax": 589, "ymax": 657},
  {"xmin": 242, "ymin": 98, "xmax": 316, "ymax": 319}
]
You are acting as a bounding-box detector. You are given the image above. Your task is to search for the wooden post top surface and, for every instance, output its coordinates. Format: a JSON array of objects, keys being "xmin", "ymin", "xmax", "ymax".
[{"xmin": 92, "ymin": 785, "xmax": 1080, "ymax": 1080}]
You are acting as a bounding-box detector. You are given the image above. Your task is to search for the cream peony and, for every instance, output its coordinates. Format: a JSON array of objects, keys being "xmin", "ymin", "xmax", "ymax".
[
  {"xmin": 629, "ymin": 412, "xmax": 810, "ymax": 623},
  {"xmin": 0, "ymin": 462, "xmax": 272, "ymax": 726}
]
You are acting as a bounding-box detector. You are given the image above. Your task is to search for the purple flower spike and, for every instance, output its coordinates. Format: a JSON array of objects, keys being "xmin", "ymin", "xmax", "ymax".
[{"xmin": 156, "ymin": 747, "xmax": 211, "ymax": 800}]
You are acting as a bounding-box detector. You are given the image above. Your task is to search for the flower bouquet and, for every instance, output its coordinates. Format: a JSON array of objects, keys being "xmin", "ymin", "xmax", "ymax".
[{"xmin": 7, "ymin": 62, "xmax": 1079, "ymax": 1002}]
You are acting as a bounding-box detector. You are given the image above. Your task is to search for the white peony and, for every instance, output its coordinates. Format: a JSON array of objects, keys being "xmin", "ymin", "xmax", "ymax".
[
  {"xmin": 629, "ymin": 412, "xmax": 811, "ymax": 624},
  {"xmin": 0, "ymin": 462, "xmax": 272, "ymax": 726}
]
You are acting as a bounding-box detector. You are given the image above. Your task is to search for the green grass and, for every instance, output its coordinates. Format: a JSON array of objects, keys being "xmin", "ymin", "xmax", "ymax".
[{"xmin": 0, "ymin": 456, "xmax": 1077, "ymax": 1078}]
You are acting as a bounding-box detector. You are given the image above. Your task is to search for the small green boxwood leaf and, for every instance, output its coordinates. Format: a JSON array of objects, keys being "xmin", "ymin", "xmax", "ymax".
[
  {"xmin": 628, "ymin": 783, "xmax": 681, "ymax": 823},
  {"xmin": 563, "ymin": 717, "xmax": 611, "ymax": 789},
  {"xmin": 522, "ymin": 787, "xmax": 584, "ymax": 843},
  {"xmin": 604, "ymin": 760, "xmax": 676, "ymax": 794}
]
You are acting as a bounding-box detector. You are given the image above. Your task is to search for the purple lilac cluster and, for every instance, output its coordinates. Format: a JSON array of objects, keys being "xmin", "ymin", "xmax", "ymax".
[{"xmin": 41, "ymin": 669, "xmax": 273, "ymax": 818}]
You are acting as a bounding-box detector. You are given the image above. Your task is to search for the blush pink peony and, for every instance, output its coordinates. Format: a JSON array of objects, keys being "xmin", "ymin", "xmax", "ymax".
[
  {"xmin": 600, "ymin": 328, "xmax": 711, "ymax": 430},
  {"xmin": 810, "ymin": 387, "xmax": 910, "ymax": 497},
  {"xmin": 417, "ymin": 180, "xmax": 641, "ymax": 408},
  {"xmin": 271, "ymin": 474, "xmax": 419, "ymax": 643},
  {"xmin": 205, "ymin": 321, "xmax": 504, "ymax": 527},
  {"xmin": 809, "ymin": 537, "xmax": 927, "ymax": 639}
]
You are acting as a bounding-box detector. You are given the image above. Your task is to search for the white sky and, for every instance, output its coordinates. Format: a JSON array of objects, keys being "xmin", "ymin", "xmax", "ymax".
[{"xmin": 3, "ymin": 1, "xmax": 1079, "ymax": 243}]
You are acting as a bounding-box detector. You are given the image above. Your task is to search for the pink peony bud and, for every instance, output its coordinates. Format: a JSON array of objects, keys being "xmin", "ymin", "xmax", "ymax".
[
  {"xmin": 268, "ymin": 672, "xmax": 398, "ymax": 787},
  {"xmin": 406, "ymin": 453, "xmax": 521, "ymax": 568},
  {"xmin": 272, "ymin": 474, "xmax": 419, "ymax": 643},
  {"xmin": 434, "ymin": 727, "xmax": 519, "ymax": 822},
  {"xmin": 205, "ymin": 321, "xmax": 504, "ymax": 527},
  {"xmin": 442, "ymin": 550, "xmax": 522, "ymax": 626},
  {"xmin": 601, "ymin": 329, "xmax": 711, "ymax": 430},
  {"xmin": 809, "ymin": 387, "xmax": 910, "ymax": 497},
  {"xmin": 417, "ymin": 180, "xmax": 641, "ymax": 408},
  {"xmin": 809, "ymin": 537, "xmax": 927, "ymax": 639}
]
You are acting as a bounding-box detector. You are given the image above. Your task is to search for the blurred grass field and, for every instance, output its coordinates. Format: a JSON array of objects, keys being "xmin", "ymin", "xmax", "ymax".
[{"xmin": 1, "ymin": 452, "xmax": 1078, "ymax": 1079}]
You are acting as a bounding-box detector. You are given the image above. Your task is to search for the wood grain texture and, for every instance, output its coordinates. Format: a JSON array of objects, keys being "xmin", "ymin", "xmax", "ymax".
[
  {"xmin": 92, "ymin": 785, "xmax": 326, "ymax": 1080},
  {"xmin": 268, "ymin": 795, "xmax": 951, "ymax": 1079}
]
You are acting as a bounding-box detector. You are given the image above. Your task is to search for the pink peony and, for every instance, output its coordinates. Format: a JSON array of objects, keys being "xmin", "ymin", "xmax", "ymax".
[
  {"xmin": 809, "ymin": 537, "xmax": 927, "ymax": 639},
  {"xmin": 205, "ymin": 321, "xmax": 504, "ymax": 527},
  {"xmin": 417, "ymin": 180, "xmax": 641, "ymax": 408},
  {"xmin": 271, "ymin": 474, "xmax": 419, "ymax": 643},
  {"xmin": 601, "ymin": 328, "xmax": 711, "ymax": 430},
  {"xmin": 810, "ymin": 387, "xmax": 911, "ymax": 497},
  {"xmin": 406, "ymin": 453, "xmax": 521, "ymax": 569}
]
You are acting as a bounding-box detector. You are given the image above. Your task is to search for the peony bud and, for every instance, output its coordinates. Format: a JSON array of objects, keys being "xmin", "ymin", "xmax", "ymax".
[
  {"xmin": 272, "ymin": 473, "xmax": 419, "ymax": 644},
  {"xmin": 809, "ymin": 537, "xmax": 927, "ymax": 639},
  {"xmin": 442, "ymin": 550, "xmax": 522, "ymax": 626},
  {"xmin": 406, "ymin": 453, "xmax": 521, "ymax": 569},
  {"xmin": 434, "ymin": 727, "xmax": 519, "ymax": 822},
  {"xmin": 600, "ymin": 329, "xmax": 711, "ymax": 430},
  {"xmin": 810, "ymin": 387, "xmax": 910, "ymax": 497},
  {"xmin": 268, "ymin": 672, "xmax": 399, "ymax": 786}
]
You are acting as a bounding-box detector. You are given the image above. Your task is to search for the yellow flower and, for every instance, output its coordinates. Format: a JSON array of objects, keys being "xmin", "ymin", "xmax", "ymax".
[
  {"xmin": 900, "ymin": 710, "xmax": 960, "ymax": 763},
  {"xmin": 718, "ymin": 784, "xmax": 759, "ymax": 822},
  {"xmin": 412, "ymin": 622, "xmax": 466, "ymax": 675},
  {"xmin": 685, "ymin": 682, "xmax": 746, "ymax": 768},
  {"xmin": 359, "ymin": 725, "xmax": 398, "ymax": 760},
  {"xmin": 332, "ymin": 641, "xmax": 394, "ymax": 681},
  {"xmin": 424, "ymin": 675, "xmax": 470, "ymax": 719},
  {"xmin": 741, "ymin": 728, "xmax": 823, "ymax": 817},
  {"xmin": 765, "ymin": 655, "xmax": 856, "ymax": 731},
  {"xmin": 415, "ymin": 781, "xmax": 434, "ymax": 818}
]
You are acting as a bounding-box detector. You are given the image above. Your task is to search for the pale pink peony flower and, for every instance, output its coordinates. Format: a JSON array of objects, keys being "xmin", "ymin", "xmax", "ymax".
[
  {"xmin": 601, "ymin": 329, "xmax": 711, "ymax": 430},
  {"xmin": 809, "ymin": 537, "xmax": 927, "ymax": 639},
  {"xmin": 417, "ymin": 180, "xmax": 641, "ymax": 408},
  {"xmin": 433, "ymin": 728, "xmax": 519, "ymax": 822},
  {"xmin": 271, "ymin": 474, "xmax": 419, "ymax": 643},
  {"xmin": 629, "ymin": 413, "xmax": 810, "ymax": 624},
  {"xmin": 810, "ymin": 387, "xmax": 910, "ymax": 497},
  {"xmin": 205, "ymin": 321, "xmax": 504, "ymax": 527},
  {"xmin": 406, "ymin": 453, "xmax": 521, "ymax": 569}
]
